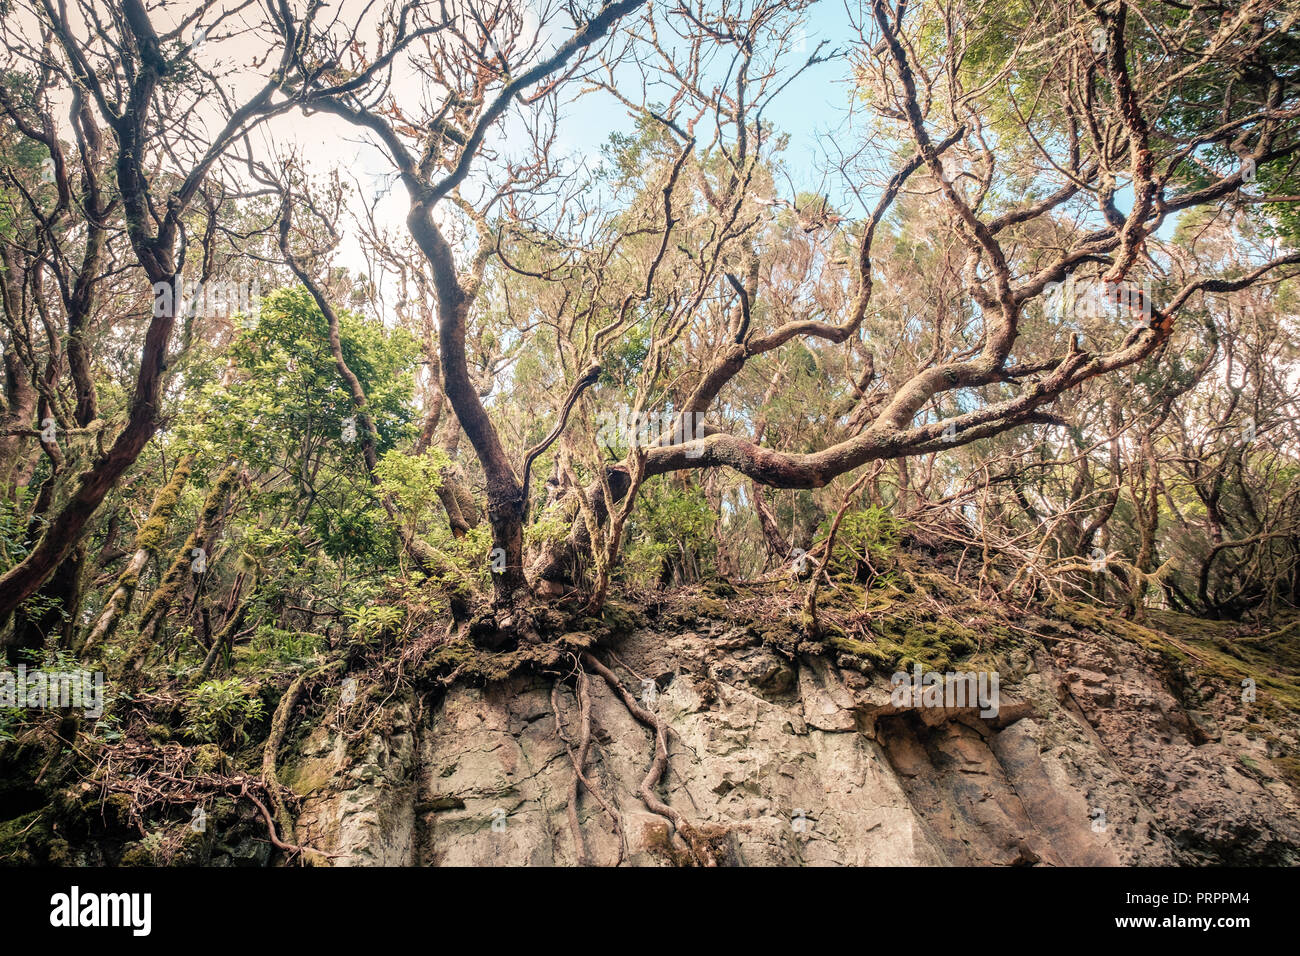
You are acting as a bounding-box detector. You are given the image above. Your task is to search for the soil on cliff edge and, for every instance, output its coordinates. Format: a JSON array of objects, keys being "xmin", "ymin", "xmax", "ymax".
[{"xmin": 4, "ymin": 553, "xmax": 1300, "ymax": 866}]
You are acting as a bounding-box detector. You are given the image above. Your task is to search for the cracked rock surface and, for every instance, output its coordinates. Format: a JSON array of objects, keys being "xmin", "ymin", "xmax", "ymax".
[{"xmin": 295, "ymin": 612, "xmax": 1300, "ymax": 866}]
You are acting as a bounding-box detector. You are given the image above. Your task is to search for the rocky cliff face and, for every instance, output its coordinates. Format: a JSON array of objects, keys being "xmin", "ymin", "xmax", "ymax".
[{"xmin": 289, "ymin": 600, "xmax": 1300, "ymax": 866}]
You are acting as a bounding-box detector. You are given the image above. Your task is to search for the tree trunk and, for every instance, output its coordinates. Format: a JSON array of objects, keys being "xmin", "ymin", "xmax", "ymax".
[{"xmin": 79, "ymin": 455, "xmax": 193, "ymax": 656}]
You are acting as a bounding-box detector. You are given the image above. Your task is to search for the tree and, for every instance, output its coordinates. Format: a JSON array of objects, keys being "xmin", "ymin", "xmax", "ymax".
[{"xmin": 0, "ymin": 0, "xmax": 304, "ymax": 629}]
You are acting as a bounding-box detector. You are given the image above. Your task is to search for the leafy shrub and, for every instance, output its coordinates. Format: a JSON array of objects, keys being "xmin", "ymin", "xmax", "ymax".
[
  {"xmin": 342, "ymin": 604, "xmax": 405, "ymax": 646},
  {"xmin": 375, "ymin": 447, "xmax": 450, "ymax": 542},
  {"xmin": 248, "ymin": 625, "xmax": 324, "ymax": 667},
  {"xmin": 182, "ymin": 679, "xmax": 264, "ymax": 746},
  {"xmin": 622, "ymin": 481, "xmax": 718, "ymax": 586},
  {"xmin": 821, "ymin": 507, "xmax": 903, "ymax": 576}
]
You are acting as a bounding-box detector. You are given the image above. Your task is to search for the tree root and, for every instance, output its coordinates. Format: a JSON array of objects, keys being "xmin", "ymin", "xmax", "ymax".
[
  {"xmin": 262, "ymin": 660, "xmax": 345, "ymax": 846},
  {"xmin": 552, "ymin": 664, "xmax": 625, "ymax": 866},
  {"xmin": 240, "ymin": 784, "xmax": 339, "ymax": 864},
  {"xmin": 95, "ymin": 739, "xmax": 338, "ymax": 864},
  {"xmin": 581, "ymin": 652, "xmax": 724, "ymax": 867},
  {"xmin": 802, "ymin": 468, "xmax": 874, "ymax": 636},
  {"xmin": 552, "ymin": 676, "xmax": 588, "ymax": 865}
]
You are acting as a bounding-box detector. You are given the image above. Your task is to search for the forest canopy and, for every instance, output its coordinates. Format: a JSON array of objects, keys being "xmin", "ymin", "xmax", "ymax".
[{"xmin": 0, "ymin": 0, "xmax": 1298, "ymax": 681}]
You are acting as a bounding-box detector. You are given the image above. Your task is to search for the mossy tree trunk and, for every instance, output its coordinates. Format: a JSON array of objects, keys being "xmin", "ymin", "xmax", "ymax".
[
  {"xmin": 122, "ymin": 460, "xmax": 241, "ymax": 678},
  {"xmin": 79, "ymin": 455, "xmax": 194, "ymax": 656}
]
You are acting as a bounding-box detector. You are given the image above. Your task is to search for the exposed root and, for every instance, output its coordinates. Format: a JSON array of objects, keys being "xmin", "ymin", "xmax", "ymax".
[
  {"xmin": 581, "ymin": 651, "xmax": 725, "ymax": 866},
  {"xmin": 803, "ymin": 468, "xmax": 874, "ymax": 636},
  {"xmin": 552, "ymin": 662, "xmax": 625, "ymax": 866},
  {"xmin": 240, "ymin": 785, "xmax": 339, "ymax": 864},
  {"xmin": 552, "ymin": 676, "xmax": 588, "ymax": 865},
  {"xmin": 262, "ymin": 660, "xmax": 345, "ymax": 845},
  {"xmin": 93, "ymin": 740, "xmax": 337, "ymax": 864}
]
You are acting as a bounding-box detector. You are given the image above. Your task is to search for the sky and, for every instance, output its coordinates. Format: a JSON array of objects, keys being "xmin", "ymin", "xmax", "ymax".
[
  {"xmin": 19, "ymin": 0, "xmax": 1201, "ymax": 316},
  {"xmin": 15, "ymin": 0, "xmax": 878, "ymax": 308},
  {"xmin": 241, "ymin": 1, "xmax": 873, "ymax": 286}
]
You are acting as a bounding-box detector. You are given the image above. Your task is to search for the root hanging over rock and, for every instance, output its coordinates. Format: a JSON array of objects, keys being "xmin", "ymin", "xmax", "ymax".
[
  {"xmin": 552, "ymin": 663, "xmax": 625, "ymax": 866},
  {"xmin": 581, "ymin": 652, "xmax": 729, "ymax": 867},
  {"xmin": 263, "ymin": 660, "xmax": 345, "ymax": 847}
]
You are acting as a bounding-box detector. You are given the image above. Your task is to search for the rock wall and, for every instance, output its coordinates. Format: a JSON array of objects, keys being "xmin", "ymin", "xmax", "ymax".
[{"xmin": 292, "ymin": 612, "xmax": 1300, "ymax": 866}]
